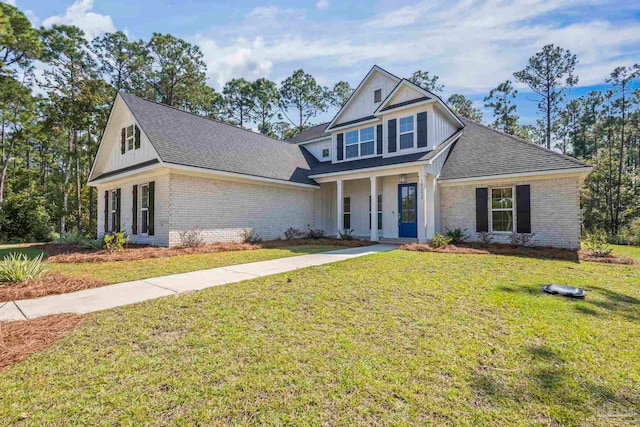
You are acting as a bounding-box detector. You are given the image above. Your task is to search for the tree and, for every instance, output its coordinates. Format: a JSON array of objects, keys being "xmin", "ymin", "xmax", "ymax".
[
  {"xmin": 329, "ymin": 81, "xmax": 353, "ymax": 108},
  {"xmin": 272, "ymin": 121, "xmax": 296, "ymax": 140},
  {"xmin": 91, "ymin": 31, "xmax": 150, "ymax": 94},
  {"xmin": 222, "ymin": 78, "xmax": 256, "ymax": 128},
  {"xmin": 146, "ymin": 33, "xmax": 207, "ymax": 107},
  {"xmin": 408, "ymin": 70, "xmax": 443, "ymax": 93},
  {"xmin": 179, "ymin": 84, "xmax": 223, "ymax": 119},
  {"xmin": 279, "ymin": 69, "xmax": 328, "ymax": 133},
  {"xmin": 0, "ymin": 3, "xmax": 42, "ymax": 76},
  {"xmin": 251, "ymin": 78, "xmax": 279, "ymax": 134},
  {"xmin": 514, "ymin": 44, "xmax": 579, "ymax": 149},
  {"xmin": 446, "ymin": 94, "xmax": 482, "ymax": 122},
  {"xmin": 484, "ymin": 80, "xmax": 519, "ymax": 135},
  {"xmin": 555, "ymin": 99, "xmax": 582, "ymax": 154}
]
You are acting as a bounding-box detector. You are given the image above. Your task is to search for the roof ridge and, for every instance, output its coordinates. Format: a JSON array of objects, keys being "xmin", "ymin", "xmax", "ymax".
[
  {"xmin": 462, "ymin": 118, "xmax": 590, "ymax": 167},
  {"xmin": 118, "ymin": 91, "xmax": 292, "ymax": 146}
]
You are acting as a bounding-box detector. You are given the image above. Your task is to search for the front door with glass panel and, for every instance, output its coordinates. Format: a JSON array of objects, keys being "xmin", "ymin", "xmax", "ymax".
[{"xmin": 398, "ymin": 183, "xmax": 417, "ymax": 238}]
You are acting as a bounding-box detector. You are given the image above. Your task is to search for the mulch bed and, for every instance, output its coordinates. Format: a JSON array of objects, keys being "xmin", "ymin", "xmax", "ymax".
[
  {"xmin": 0, "ymin": 313, "xmax": 85, "ymax": 370},
  {"xmin": 43, "ymin": 239, "xmax": 372, "ymax": 264},
  {"xmin": 399, "ymin": 242, "xmax": 636, "ymax": 265},
  {"xmin": 0, "ymin": 272, "xmax": 107, "ymax": 302}
]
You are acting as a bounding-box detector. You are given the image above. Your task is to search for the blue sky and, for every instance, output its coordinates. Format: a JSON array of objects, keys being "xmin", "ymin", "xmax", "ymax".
[{"xmin": 6, "ymin": 0, "xmax": 640, "ymax": 126}]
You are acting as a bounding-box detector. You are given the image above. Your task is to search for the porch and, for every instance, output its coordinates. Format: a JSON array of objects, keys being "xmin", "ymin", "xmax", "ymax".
[{"xmin": 313, "ymin": 166, "xmax": 438, "ymax": 243}]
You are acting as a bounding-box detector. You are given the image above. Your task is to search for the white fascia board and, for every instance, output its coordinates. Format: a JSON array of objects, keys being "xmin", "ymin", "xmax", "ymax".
[
  {"xmin": 438, "ymin": 167, "xmax": 594, "ymax": 186},
  {"xmin": 328, "ymin": 117, "xmax": 381, "ymax": 132}
]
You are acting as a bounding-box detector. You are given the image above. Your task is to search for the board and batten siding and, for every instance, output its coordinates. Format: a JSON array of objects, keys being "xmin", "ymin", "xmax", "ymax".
[
  {"xmin": 301, "ymin": 137, "xmax": 332, "ymax": 162},
  {"xmin": 432, "ymin": 107, "xmax": 459, "ymax": 146},
  {"xmin": 438, "ymin": 176, "xmax": 582, "ymax": 249},
  {"xmin": 167, "ymin": 173, "xmax": 317, "ymax": 246},
  {"xmin": 335, "ymin": 70, "xmax": 397, "ymax": 124}
]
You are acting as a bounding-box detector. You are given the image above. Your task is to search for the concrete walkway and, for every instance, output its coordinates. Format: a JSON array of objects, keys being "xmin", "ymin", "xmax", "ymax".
[{"xmin": 0, "ymin": 244, "xmax": 396, "ymax": 321}]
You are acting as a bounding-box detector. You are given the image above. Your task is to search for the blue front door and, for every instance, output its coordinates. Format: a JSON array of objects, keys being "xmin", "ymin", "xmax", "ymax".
[{"xmin": 398, "ymin": 183, "xmax": 417, "ymax": 238}]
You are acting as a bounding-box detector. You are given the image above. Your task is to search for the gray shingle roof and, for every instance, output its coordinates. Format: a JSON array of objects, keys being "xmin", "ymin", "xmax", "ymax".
[
  {"xmin": 288, "ymin": 123, "xmax": 330, "ymax": 144},
  {"xmin": 120, "ymin": 93, "xmax": 316, "ymax": 186},
  {"xmin": 439, "ymin": 119, "xmax": 591, "ymax": 180}
]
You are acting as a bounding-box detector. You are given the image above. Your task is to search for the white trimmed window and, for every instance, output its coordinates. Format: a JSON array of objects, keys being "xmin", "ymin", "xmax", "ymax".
[
  {"xmin": 345, "ymin": 126, "xmax": 375, "ymax": 159},
  {"xmin": 126, "ymin": 125, "xmax": 135, "ymax": 151},
  {"xmin": 322, "ymin": 148, "xmax": 330, "ymax": 158},
  {"xmin": 491, "ymin": 187, "xmax": 514, "ymax": 232},
  {"xmin": 399, "ymin": 116, "xmax": 414, "ymax": 149},
  {"xmin": 374, "ymin": 88, "xmax": 382, "ymax": 103},
  {"xmin": 110, "ymin": 190, "xmax": 117, "ymax": 231},
  {"xmin": 141, "ymin": 184, "xmax": 150, "ymax": 234}
]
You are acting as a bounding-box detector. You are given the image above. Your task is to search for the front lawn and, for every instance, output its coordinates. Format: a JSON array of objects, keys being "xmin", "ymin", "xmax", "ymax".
[{"xmin": 1, "ymin": 247, "xmax": 639, "ymax": 425}]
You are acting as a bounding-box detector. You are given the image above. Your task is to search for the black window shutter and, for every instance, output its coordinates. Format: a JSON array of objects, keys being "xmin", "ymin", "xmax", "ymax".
[
  {"xmin": 388, "ymin": 119, "xmax": 397, "ymax": 153},
  {"xmin": 148, "ymin": 181, "xmax": 155, "ymax": 236},
  {"xmin": 376, "ymin": 124, "xmax": 383, "ymax": 154},
  {"xmin": 417, "ymin": 112, "xmax": 428, "ymax": 148},
  {"xmin": 476, "ymin": 188, "xmax": 489, "ymax": 232},
  {"xmin": 132, "ymin": 185, "xmax": 138, "ymax": 235},
  {"xmin": 336, "ymin": 133, "xmax": 344, "ymax": 161},
  {"xmin": 104, "ymin": 190, "xmax": 109, "ymax": 234},
  {"xmin": 516, "ymin": 185, "xmax": 531, "ymax": 233},
  {"xmin": 116, "ymin": 188, "xmax": 121, "ymax": 231},
  {"xmin": 134, "ymin": 125, "xmax": 141, "ymax": 149},
  {"xmin": 120, "ymin": 128, "xmax": 126, "ymax": 154}
]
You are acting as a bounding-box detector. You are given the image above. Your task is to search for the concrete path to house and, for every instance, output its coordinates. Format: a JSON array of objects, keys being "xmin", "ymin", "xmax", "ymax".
[{"xmin": 0, "ymin": 244, "xmax": 397, "ymax": 322}]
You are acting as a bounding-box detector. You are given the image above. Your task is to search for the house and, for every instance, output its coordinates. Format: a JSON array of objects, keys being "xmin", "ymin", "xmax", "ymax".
[{"xmin": 88, "ymin": 66, "xmax": 592, "ymax": 249}]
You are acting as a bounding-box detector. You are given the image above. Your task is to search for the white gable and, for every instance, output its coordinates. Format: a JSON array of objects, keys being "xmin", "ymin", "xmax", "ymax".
[
  {"xmin": 331, "ymin": 67, "xmax": 400, "ymax": 126},
  {"xmin": 90, "ymin": 95, "xmax": 160, "ymax": 181},
  {"xmin": 385, "ymin": 84, "xmax": 426, "ymax": 107}
]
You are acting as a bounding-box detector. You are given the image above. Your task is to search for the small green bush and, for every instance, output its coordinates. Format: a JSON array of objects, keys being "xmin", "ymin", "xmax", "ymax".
[
  {"xmin": 0, "ymin": 253, "xmax": 48, "ymax": 283},
  {"xmin": 430, "ymin": 233, "xmax": 452, "ymax": 248},
  {"xmin": 445, "ymin": 227, "xmax": 468, "ymax": 243},
  {"xmin": 241, "ymin": 228, "xmax": 262, "ymax": 243},
  {"xmin": 0, "ymin": 191, "xmax": 54, "ymax": 243},
  {"xmin": 56, "ymin": 232, "xmax": 88, "ymax": 245},
  {"xmin": 82, "ymin": 239, "xmax": 104, "ymax": 250},
  {"xmin": 583, "ymin": 231, "xmax": 613, "ymax": 257},
  {"xmin": 338, "ymin": 228, "xmax": 355, "ymax": 241},
  {"xmin": 104, "ymin": 230, "xmax": 130, "ymax": 253}
]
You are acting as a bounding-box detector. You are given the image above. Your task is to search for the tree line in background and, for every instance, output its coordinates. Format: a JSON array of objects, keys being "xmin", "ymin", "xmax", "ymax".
[{"xmin": 0, "ymin": 3, "xmax": 639, "ymax": 243}]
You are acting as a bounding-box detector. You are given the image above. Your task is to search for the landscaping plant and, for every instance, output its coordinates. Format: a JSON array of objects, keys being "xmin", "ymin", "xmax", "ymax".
[
  {"xmin": 241, "ymin": 228, "xmax": 262, "ymax": 243},
  {"xmin": 0, "ymin": 253, "xmax": 48, "ymax": 283},
  {"xmin": 338, "ymin": 228, "xmax": 355, "ymax": 241},
  {"xmin": 178, "ymin": 226, "xmax": 205, "ymax": 248},
  {"xmin": 477, "ymin": 231, "xmax": 494, "ymax": 247},
  {"xmin": 430, "ymin": 233, "xmax": 452, "ymax": 248},
  {"xmin": 81, "ymin": 239, "xmax": 104, "ymax": 250},
  {"xmin": 103, "ymin": 230, "xmax": 130, "ymax": 253},
  {"xmin": 509, "ymin": 231, "xmax": 535, "ymax": 247},
  {"xmin": 284, "ymin": 227, "xmax": 305, "ymax": 240},
  {"xmin": 55, "ymin": 233, "xmax": 88, "ymax": 245},
  {"xmin": 305, "ymin": 227, "xmax": 326, "ymax": 239},
  {"xmin": 445, "ymin": 227, "xmax": 468, "ymax": 244},
  {"xmin": 583, "ymin": 231, "xmax": 613, "ymax": 257}
]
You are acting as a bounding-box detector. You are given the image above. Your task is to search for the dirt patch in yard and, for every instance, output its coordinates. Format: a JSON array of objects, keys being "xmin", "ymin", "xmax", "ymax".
[
  {"xmin": 399, "ymin": 243, "xmax": 636, "ymax": 265},
  {"xmin": 0, "ymin": 272, "xmax": 107, "ymax": 302},
  {"xmin": 0, "ymin": 313, "xmax": 84, "ymax": 370},
  {"xmin": 44, "ymin": 239, "xmax": 372, "ymax": 264}
]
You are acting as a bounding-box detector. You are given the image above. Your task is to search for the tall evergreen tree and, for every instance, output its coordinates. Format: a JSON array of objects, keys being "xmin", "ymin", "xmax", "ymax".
[
  {"xmin": 279, "ymin": 69, "xmax": 328, "ymax": 133},
  {"xmin": 251, "ymin": 78, "xmax": 279, "ymax": 135},
  {"xmin": 446, "ymin": 94, "xmax": 482, "ymax": 122},
  {"xmin": 484, "ymin": 80, "xmax": 519, "ymax": 135},
  {"xmin": 222, "ymin": 78, "xmax": 256, "ymax": 128},
  {"xmin": 408, "ymin": 70, "xmax": 443, "ymax": 93}
]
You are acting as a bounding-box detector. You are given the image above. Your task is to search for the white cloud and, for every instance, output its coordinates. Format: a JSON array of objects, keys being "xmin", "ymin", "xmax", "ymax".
[
  {"xmin": 42, "ymin": 0, "xmax": 115, "ymax": 39},
  {"xmin": 193, "ymin": 0, "xmax": 640, "ymax": 98},
  {"xmin": 315, "ymin": 0, "xmax": 330, "ymax": 11},
  {"xmin": 2, "ymin": 0, "xmax": 17, "ymax": 6}
]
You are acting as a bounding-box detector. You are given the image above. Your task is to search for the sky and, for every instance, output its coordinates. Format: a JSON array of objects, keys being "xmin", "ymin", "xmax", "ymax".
[{"xmin": 5, "ymin": 0, "xmax": 640, "ymax": 125}]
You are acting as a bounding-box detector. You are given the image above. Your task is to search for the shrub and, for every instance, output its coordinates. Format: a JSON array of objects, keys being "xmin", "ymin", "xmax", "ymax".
[
  {"xmin": 445, "ymin": 227, "xmax": 468, "ymax": 244},
  {"xmin": 430, "ymin": 233, "xmax": 452, "ymax": 248},
  {"xmin": 284, "ymin": 227, "xmax": 305, "ymax": 240},
  {"xmin": 241, "ymin": 228, "xmax": 262, "ymax": 243},
  {"xmin": 0, "ymin": 253, "xmax": 48, "ymax": 283},
  {"xmin": 103, "ymin": 230, "xmax": 130, "ymax": 253},
  {"xmin": 305, "ymin": 228, "xmax": 326, "ymax": 239},
  {"xmin": 509, "ymin": 232, "xmax": 535, "ymax": 247},
  {"xmin": 179, "ymin": 226, "xmax": 205, "ymax": 248},
  {"xmin": 0, "ymin": 191, "xmax": 54, "ymax": 243},
  {"xmin": 82, "ymin": 239, "xmax": 104, "ymax": 250},
  {"xmin": 338, "ymin": 228, "xmax": 355, "ymax": 241},
  {"xmin": 55, "ymin": 232, "xmax": 88, "ymax": 245},
  {"xmin": 477, "ymin": 231, "xmax": 494, "ymax": 247},
  {"xmin": 583, "ymin": 231, "xmax": 612, "ymax": 257}
]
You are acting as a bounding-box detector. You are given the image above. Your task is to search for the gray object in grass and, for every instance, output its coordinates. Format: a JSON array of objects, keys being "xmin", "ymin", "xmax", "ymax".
[{"xmin": 543, "ymin": 284, "xmax": 586, "ymax": 298}]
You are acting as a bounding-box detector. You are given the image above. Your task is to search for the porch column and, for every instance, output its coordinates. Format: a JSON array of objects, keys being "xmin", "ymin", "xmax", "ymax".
[
  {"xmin": 336, "ymin": 179, "xmax": 343, "ymax": 237},
  {"xmin": 425, "ymin": 174, "xmax": 436, "ymax": 240},
  {"xmin": 370, "ymin": 176, "xmax": 379, "ymax": 242},
  {"xmin": 418, "ymin": 171, "xmax": 428, "ymax": 243}
]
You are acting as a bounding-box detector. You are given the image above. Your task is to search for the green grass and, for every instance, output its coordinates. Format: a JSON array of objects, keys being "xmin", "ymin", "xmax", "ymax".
[
  {"xmin": 1, "ymin": 246, "xmax": 639, "ymax": 425},
  {"xmin": 0, "ymin": 244, "xmax": 46, "ymax": 260},
  {"xmin": 48, "ymin": 245, "xmax": 342, "ymax": 284}
]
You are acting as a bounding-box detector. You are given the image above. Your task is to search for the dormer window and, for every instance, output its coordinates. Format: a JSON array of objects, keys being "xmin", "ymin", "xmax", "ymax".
[
  {"xmin": 345, "ymin": 127, "xmax": 375, "ymax": 159},
  {"xmin": 374, "ymin": 88, "xmax": 382, "ymax": 103}
]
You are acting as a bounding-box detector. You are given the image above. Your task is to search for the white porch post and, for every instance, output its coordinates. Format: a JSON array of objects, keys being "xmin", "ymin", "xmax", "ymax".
[
  {"xmin": 418, "ymin": 171, "xmax": 428, "ymax": 243},
  {"xmin": 425, "ymin": 174, "xmax": 436, "ymax": 240},
  {"xmin": 370, "ymin": 176, "xmax": 379, "ymax": 242},
  {"xmin": 336, "ymin": 179, "xmax": 343, "ymax": 237}
]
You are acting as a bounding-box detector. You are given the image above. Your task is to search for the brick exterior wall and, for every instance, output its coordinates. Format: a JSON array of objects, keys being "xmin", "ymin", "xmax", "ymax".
[
  {"xmin": 166, "ymin": 174, "xmax": 316, "ymax": 246},
  {"xmin": 438, "ymin": 176, "xmax": 582, "ymax": 249}
]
